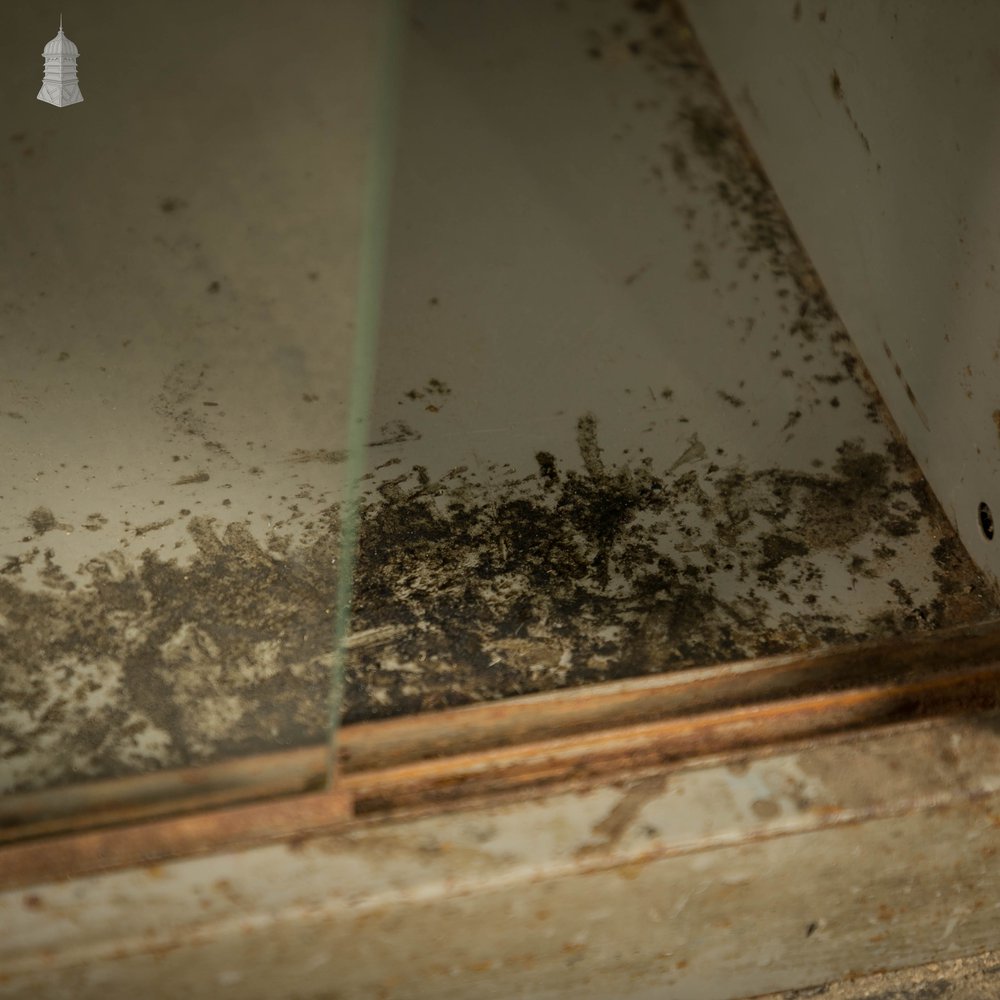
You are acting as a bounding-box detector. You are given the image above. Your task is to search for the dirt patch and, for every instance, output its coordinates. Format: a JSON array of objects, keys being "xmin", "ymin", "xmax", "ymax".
[
  {"xmin": 27, "ymin": 507, "xmax": 57, "ymax": 537},
  {"xmin": 5, "ymin": 399, "xmax": 991, "ymax": 792},
  {"xmin": 1, "ymin": 0, "xmax": 997, "ymax": 795},
  {"xmin": 343, "ymin": 417, "xmax": 994, "ymax": 722},
  {"xmin": 0, "ymin": 514, "xmax": 338, "ymax": 792},
  {"xmin": 172, "ymin": 471, "xmax": 210, "ymax": 486}
]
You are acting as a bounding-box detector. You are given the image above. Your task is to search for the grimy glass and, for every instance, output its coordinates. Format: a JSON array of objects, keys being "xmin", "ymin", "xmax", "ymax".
[{"xmin": 0, "ymin": 0, "xmax": 398, "ymax": 836}]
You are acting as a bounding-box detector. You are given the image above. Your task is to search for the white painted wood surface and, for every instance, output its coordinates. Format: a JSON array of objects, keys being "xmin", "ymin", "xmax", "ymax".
[
  {"xmin": 686, "ymin": 0, "xmax": 1000, "ymax": 589},
  {"xmin": 2, "ymin": 714, "xmax": 999, "ymax": 999}
]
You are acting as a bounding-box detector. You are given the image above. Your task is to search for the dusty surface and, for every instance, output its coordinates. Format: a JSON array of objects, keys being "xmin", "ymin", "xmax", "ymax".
[{"xmin": 2, "ymin": 0, "xmax": 998, "ymax": 795}]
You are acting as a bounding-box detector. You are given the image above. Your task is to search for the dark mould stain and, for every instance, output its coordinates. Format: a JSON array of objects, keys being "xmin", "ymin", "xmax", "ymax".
[
  {"xmin": 3, "ymin": 0, "xmax": 998, "ymax": 795},
  {"xmin": 2, "ymin": 551, "xmax": 37, "ymax": 577},
  {"xmin": 830, "ymin": 69, "xmax": 872, "ymax": 154},
  {"xmin": 624, "ymin": 263, "xmax": 650, "ymax": 285},
  {"xmin": 0, "ymin": 515, "xmax": 340, "ymax": 790},
  {"xmin": 717, "ymin": 390, "xmax": 746, "ymax": 408},
  {"xmin": 368, "ymin": 420, "xmax": 421, "ymax": 448},
  {"xmin": 666, "ymin": 434, "xmax": 706, "ymax": 474},
  {"xmin": 884, "ymin": 342, "xmax": 930, "ymax": 431},
  {"xmin": 83, "ymin": 513, "xmax": 108, "ymax": 532},
  {"xmin": 576, "ymin": 412, "xmax": 605, "ymax": 477},
  {"xmin": 536, "ymin": 450, "xmax": 559, "ymax": 488},
  {"xmin": 135, "ymin": 519, "xmax": 175, "ymax": 538},
  {"xmin": 0, "ymin": 424, "xmax": 992, "ymax": 782},
  {"xmin": 159, "ymin": 197, "xmax": 187, "ymax": 214},
  {"xmin": 670, "ymin": 146, "xmax": 688, "ymax": 179},
  {"xmin": 287, "ymin": 448, "xmax": 348, "ymax": 465},
  {"xmin": 172, "ymin": 471, "xmax": 210, "ymax": 485},
  {"xmin": 757, "ymin": 534, "xmax": 809, "ymax": 582},
  {"xmin": 690, "ymin": 257, "xmax": 710, "ymax": 280},
  {"xmin": 57, "ymin": 351, "xmax": 69, "ymax": 362},
  {"xmin": 903, "ymin": 382, "xmax": 930, "ymax": 429},
  {"xmin": 27, "ymin": 507, "xmax": 57, "ymax": 537},
  {"xmin": 155, "ymin": 361, "xmax": 211, "ymax": 443},
  {"xmin": 889, "ymin": 578, "xmax": 914, "ymax": 607},
  {"xmin": 207, "ymin": 281, "xmax": 221, "ymax": 294},
  {"xmin": 338, "ymin": 0, "xmax": 998, "ymax": 723},
  {"xmin": 343, "ymin": 418, "xmax": 995, "ymax": 723},
  {"xmin": 403, "ymin": 379, "xmax": 452, "ymax": 402},
  {"xmin": 783, "ymin": 410, "xmax": 803, "ymax": 431}
]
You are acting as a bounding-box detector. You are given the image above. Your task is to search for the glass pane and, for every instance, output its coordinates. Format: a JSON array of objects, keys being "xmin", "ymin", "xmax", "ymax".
[
  {"xmin": 0, "ymin": 0, "xmax": 394, "ymax": 832},
  {"xmin": 343, "ymin": 0, "xmax": 998, "ymax": 727}
]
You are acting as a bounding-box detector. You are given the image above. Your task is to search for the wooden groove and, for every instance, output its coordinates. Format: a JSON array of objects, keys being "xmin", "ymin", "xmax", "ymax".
[
  {"xmin": 0, "ymin": 745, "xmax": 328, "ymax": 846},
  {"xmin": 6, "ymin": 621, "xmax": 998, "ymax": 846},
  {"xmin": 2, "ymin": 621, "xmax": 1000, "ymax": 888},
  {"xmin": 337, "ymin": 620, "xmax": 1000, "ymax": 772},
  {"xmin": 342, "ymin": 660, "xmax": 1000, "ymax": 812}
]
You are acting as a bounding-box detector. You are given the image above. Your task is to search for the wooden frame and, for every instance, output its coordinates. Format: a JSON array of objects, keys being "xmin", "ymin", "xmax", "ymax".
[{"xmin": 3, "ymin": 619, "xmax": 999, "ymax": 892}]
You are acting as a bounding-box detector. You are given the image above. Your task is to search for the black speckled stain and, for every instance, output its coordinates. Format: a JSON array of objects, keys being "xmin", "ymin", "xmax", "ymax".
[
  {"xmin": 6, "ymin": 390, "xmax": 990, "ymax": 789},
  {"xmin": 1, "ymin": 0, "xmax": 997, "ymax": 795},
  {"xmin": 27, "ymin": 507, "xmax": 57, "ymax": 537},
  {"xmin": 0, "ymin": 510, "xmax": 350, "ymax": 792},
  {"xmin": 343, "ymin": 416, "xmax": 994, "ymax": 722}
]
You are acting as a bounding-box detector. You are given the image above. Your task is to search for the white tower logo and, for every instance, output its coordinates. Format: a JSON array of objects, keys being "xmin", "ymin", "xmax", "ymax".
[{"xmin": 37, "ymin": 15, "xmax": 83, "ymax": 108}]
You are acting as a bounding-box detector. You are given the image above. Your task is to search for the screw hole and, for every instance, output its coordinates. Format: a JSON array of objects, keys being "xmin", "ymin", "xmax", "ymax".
[{"xmin": 979, "ymin": 502, "xmax": 994, "ymax": 541}]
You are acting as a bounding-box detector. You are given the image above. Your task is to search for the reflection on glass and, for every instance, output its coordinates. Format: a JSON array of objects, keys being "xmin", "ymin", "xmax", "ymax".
[{"xmin": 0, "ymin": 0, "xmax": 392, "ymax": 828}]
